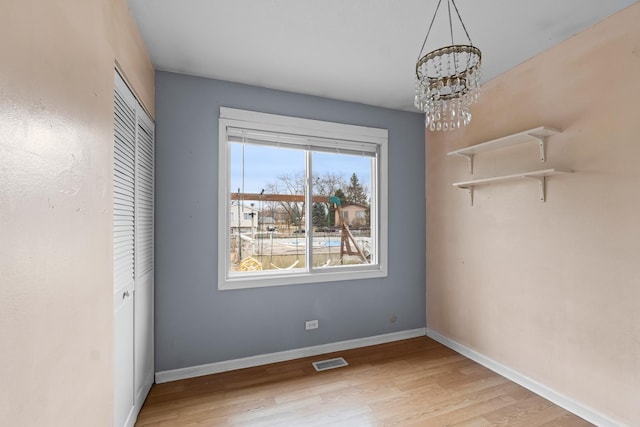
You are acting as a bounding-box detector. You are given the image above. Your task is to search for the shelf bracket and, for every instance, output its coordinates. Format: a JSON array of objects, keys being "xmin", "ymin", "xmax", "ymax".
[
  {"xmin": 455, "ymin": 153, "xmax": 474, "ymax": 174},
  {"xmin": 527, "ymin": 134, "xmax": 547, "ymax": 162},
  {"xmin": 524, "ymin": 175, "xmax": 546, "ymax": 202},
  {"xmin": 460, "ymin": 186, "xmax": 474, "ymax": 206}
]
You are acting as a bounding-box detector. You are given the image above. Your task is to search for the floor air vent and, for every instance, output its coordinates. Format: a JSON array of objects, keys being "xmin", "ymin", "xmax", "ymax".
[{"xmin": 312, "ymin": 357, "xmax": 348, "ymax": 372}]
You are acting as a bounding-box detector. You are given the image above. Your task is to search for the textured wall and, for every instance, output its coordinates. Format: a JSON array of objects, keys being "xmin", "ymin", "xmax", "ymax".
[
  {"xmin": 0, "ymin": 0, "xmax": 153, "ymax": 425},
  {"xmin": 426, "ymin": 4, "xmax": 640, "ymax": 425},
  {"xmin": 154, "ymin": 72, "xmax": 426, "ymax": 371}
]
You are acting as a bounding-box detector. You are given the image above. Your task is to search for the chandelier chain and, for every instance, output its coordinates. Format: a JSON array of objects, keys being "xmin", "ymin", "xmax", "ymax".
[
  {"xmin": 447, "ymin": 0, "xmax": 454, "ymax": 46},
  {"xmin": 450, "ymin": 0, "xmax": 473, "ymax": 45},
  {"xmin": 417, "ymin": 0, "xmax": 443, "ymax": 63}
]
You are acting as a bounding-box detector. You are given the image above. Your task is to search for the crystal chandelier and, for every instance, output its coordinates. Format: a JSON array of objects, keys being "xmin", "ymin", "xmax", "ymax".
[{"xmin": 414, "ymin": 0, "xmax": 482, "ymax": 131}]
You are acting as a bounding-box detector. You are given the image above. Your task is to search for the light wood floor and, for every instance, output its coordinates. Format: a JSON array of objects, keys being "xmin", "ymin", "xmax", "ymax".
[{"xmin": 136, "ymin": 337, "xmax": 592, "ymax": 426}]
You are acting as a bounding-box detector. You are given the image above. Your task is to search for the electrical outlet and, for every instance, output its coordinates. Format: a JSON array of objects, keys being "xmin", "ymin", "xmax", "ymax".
[{"xmin": 305, "ymin": 319, "xmax": 318, "ymax": 330}]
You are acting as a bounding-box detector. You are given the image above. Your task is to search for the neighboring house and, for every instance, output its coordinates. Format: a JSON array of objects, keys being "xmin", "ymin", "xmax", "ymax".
[
  {"xmin": 336, "ymin": 203, "xmax": 368, "ymax": 227},
  {"xmin": 230, "ymin": 203, "xmax": 259, "ymax": 233},
  {"xmin": 272, "ymin": 204, "xmax": 305, "ymax": 229}
]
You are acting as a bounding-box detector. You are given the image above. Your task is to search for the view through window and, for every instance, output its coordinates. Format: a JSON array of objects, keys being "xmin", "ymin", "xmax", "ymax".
[{"xmin": 219, "ymin": 108, "xmax": 387, "ymax": 289}]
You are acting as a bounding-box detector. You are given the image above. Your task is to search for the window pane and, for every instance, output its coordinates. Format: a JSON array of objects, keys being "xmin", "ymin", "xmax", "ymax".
[
  {"xmin": 229, "ymin": 143, "xmax": 307, "ymax": 275},
  {"xmin": 311, "ymin": 151, "xmax": 374, "ymax": 268}
]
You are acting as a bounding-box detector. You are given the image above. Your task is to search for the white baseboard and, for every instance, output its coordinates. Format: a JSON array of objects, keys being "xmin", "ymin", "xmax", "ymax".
[
  {"xmin": 426, "ymin": 328, "xmax": 624, "ymax": 427},
  {"xmin": 155, "ymin": 328, "xmax": 426, "ymax": 384}
]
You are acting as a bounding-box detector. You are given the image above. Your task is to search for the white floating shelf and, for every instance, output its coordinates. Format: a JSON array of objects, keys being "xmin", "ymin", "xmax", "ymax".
[
  {"xmin": 453, "ymin": 168, "xmax": 572, "ymax": 205},
  {"xmin": 448, "ymin": 126, "xmax": 561, "ymax": 173}
]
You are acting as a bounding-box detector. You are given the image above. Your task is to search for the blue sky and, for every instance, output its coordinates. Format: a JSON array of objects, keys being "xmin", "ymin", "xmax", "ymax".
[{"xmin": 230, "ymin": 143, "xmax": 372, "ymax": 198}]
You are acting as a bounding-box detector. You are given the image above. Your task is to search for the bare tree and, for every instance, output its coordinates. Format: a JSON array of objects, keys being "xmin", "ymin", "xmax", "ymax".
[
  {"xmin": 265, "ymin": 171, "xmax": 305, "ymax": 230},
  {"xmin": 313, "ymin": 171, "xmax": 347, "ymax": 197}
]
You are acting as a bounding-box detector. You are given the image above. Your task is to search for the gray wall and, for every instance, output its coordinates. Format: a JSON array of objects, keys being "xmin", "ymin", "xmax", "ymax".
[{"xmin": 155, "ymin": 71, "xmax": 426, "ymax": 371}]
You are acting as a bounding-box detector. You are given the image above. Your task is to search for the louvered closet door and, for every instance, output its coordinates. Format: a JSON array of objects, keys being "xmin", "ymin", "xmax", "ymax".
[
  {"xmin": 134, "ymin": 106, "xmax": 154, "ymax": 407},
  {"xmin": 113, "ymin": 70, "xmax": 155, "ymax": 427},
  {"xmin": 114, "ymin": 71, "xmax": 136, "ymax": 427}
]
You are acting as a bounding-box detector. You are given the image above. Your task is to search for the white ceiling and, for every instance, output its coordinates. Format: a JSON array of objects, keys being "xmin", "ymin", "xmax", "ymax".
[{"xmin": 128, "ymin": 0, "xmax": 636, "ymax": 112}]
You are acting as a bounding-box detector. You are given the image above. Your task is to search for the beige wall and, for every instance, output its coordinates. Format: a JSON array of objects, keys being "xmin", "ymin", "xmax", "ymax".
[
  {"xmin": 426, "ymin": 3, "xmax": 640, "ymax": 425},
  {"xmin": 0, "ymin": 1, "xmax": 153, "ymax": 425}
]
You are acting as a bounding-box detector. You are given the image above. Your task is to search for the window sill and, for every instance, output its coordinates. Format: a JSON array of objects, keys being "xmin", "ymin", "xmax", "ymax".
[{"xmin": 218, "ymin": 266, "xmax": 388, "ymax": 290}]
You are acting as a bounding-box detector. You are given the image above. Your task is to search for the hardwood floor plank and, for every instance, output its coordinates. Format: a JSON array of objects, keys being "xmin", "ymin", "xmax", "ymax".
[
  {"xmin": 537, "ymin": 411, "xmax": 595, "ymax": 427},
  {"xmin": 471, "ymin": 391, "xmax": 591, "ymax": 427},
  {"xmin": 136, "ymin": 337, "xmax": 593, "ymax": 426},
  {"xmin": 450, "ymin": 416, "xmax": 493, "ymax": 427},
  {"xmin": 372, "ymin": 382, "xmax": 521, "ymax": 425}
]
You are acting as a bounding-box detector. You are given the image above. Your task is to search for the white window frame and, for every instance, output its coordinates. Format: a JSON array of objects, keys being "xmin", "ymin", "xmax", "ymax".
[{"xmin": 218, "ymin": 107, "xmax": 388, "ymax": 290}]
